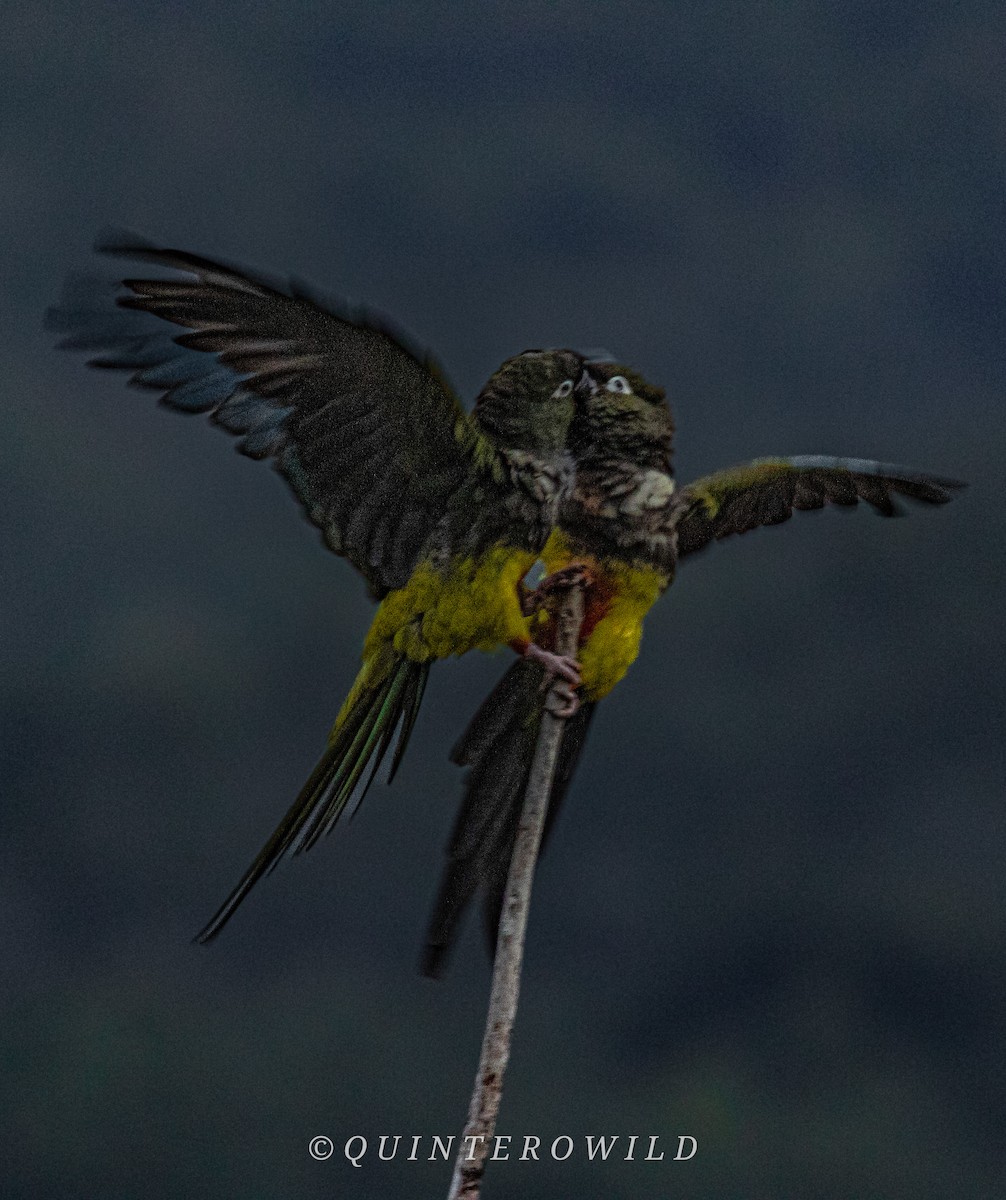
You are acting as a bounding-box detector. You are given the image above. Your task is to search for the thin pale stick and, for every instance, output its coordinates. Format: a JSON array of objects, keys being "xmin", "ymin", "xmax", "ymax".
[{"xmin": 447, "ymin": 582, "xmax": 585, "ymax": 1199}]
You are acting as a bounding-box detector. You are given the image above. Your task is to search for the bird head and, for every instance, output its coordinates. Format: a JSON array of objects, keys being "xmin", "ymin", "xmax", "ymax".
[
  {"xmin": 472, "ymin": 348, "xmax": 583, "ymax": 456},
  {"xmin": 570, "ymin": 360, "xmax": 674, "ymax": 470}
]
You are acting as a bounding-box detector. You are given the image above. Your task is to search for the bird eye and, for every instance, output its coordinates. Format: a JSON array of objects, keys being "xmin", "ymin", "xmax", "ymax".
[
  {"xmin": 606, "ymin": 375, "xmax": 632, "ymax": 394},
  {"xmin": 551, "ymin": 379, "xmax": 574, "ymax": 399}
]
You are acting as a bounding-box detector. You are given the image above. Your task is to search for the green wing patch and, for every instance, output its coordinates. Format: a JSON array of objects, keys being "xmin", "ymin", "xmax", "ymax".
[{"xmin": 674, "ymin": 456, "xmax": 964, "ymax": 558}]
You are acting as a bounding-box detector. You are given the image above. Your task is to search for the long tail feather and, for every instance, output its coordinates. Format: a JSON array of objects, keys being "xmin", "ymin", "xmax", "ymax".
[
  {"xmin": 388, "ymin": 665, "xmax": 429, "ymax": 784},
  {"xmin": 480, "ymin": 699, "xmax": 595, "ymax": 957},
  {"xmin": 301, "ymin": 665, "xmax": 410, "ymax": 847},
  {"xmin": 195, "ymin": 655, "xmax": 429, "ymax": 943},
  {"xmin": 420, "ymin": 660, "xmax": 595, "ymax": 978}
]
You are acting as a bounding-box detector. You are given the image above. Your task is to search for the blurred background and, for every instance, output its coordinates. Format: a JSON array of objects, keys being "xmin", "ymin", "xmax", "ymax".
[{"xmin": 5, "ymin": 2, "xmax": 1003, "ymax": 1196}]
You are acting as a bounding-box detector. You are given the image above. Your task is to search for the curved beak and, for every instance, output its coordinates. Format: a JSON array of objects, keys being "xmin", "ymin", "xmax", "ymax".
[{"xmin": 574, "ymin": 367, "xmax": 597, "ymax": 399}]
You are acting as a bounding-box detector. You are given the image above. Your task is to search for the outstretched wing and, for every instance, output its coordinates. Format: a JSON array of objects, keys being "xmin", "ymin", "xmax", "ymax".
[
  {"xmin": 674, "ymin": 456, "xmax": 965, "ymax": 558},
  {"xmin": 46, "ymin": 231, "xmax": 491, "ymax": 595}
]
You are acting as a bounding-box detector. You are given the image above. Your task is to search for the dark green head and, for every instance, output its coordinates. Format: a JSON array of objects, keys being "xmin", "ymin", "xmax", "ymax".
[
  {"xmin": 473, "ymin": 348, "xmax": 584, "ymax": 457},
  {"xmin": 571, "ymin": 360, "xmax": 674, "ymax": 470}
]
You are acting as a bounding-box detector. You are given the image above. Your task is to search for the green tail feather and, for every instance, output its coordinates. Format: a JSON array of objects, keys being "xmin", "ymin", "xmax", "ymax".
[
  {"xmin": 388, "ymin": 664, "xmax": 429, "ymax": 784},
  {"xmin": 195, "ymin": 654, "xmax": 430, "ymax": 943}
]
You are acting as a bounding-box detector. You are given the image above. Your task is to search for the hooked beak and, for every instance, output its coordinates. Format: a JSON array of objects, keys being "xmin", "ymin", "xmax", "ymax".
[{"xmin": 574, "ymin": 367, "xmax": 597, "ymax": 399}]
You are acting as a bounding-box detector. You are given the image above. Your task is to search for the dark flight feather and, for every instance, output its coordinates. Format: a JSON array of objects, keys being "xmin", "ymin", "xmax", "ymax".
[
  {"xmin": 46, "ymin": 230, "xmax": 495, "ymax": 596},
  {"xmin": 421, "ymin": 660, "xmax": 596, "ymax": 979},
  {"xmin": 674, "ymin": 456, "xmax": 965, "ymax": 558}
]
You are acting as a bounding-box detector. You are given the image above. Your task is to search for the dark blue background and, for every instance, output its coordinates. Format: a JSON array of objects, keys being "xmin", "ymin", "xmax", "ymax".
[{"xmin": 5, "ymin": 3, "xmax": 1003, "ymax": 1196}]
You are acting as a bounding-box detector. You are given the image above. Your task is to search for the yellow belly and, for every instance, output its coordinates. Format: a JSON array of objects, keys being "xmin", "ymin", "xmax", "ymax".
[
  {"xmin": 541, "ymin": 529, "xmax": 667, "ymax": 700},
  {"xmin": 364, "ymin": 545, "xmax": 537, "ymax": 664},
  {"xmin": 331, "ymin": 546, "xmax": 537, "ymax": 734}
]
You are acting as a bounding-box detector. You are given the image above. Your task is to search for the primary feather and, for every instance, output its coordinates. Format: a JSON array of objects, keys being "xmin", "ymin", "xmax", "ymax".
[{"xmin": 47, "ymin": 230, "xmax": 490, "ymax": 596}]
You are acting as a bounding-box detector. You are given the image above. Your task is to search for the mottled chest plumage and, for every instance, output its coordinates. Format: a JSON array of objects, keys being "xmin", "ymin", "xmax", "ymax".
[
  {"xmin": 427, "ymin": 448, "xmax": 574, "ymax": 566},
  {"xmin": 531, "ymin": 457, "xmax": 679, "ymax": 699},
  {"xmin": 560, "ymin": 461, "xmax": 679, "ymax": 579}
]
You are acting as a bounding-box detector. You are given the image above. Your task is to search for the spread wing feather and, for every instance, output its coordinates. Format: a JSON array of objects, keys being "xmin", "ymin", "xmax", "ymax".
[
  {"xmin": 46, "ymin": 230, "xmax": 491, "ymax": 594},
  {"xmin": 674, "ymin": 456, "xmax": 965, "ymax": 558}
]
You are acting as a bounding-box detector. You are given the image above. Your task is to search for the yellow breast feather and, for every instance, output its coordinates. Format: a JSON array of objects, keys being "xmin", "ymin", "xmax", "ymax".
[
  {"xmin": 541, "ymin": 529, "xmax": 665, "ymax": 700},
  {"xmin": 578, "ymin": 561, "xmax": 664, "ymax": 700},
  {"xmin": 364, "ymin": 546, "xmax": 537, "ymax": 665}
]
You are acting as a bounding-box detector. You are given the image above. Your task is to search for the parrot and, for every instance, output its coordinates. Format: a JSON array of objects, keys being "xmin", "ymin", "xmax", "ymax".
[
  {"xmin": 420, "ymin": 358, "xmax": 965, "ymax": 977},
  {"xmin": 46, "ymin": 232, "xmax": 587, "ymax": 941}
]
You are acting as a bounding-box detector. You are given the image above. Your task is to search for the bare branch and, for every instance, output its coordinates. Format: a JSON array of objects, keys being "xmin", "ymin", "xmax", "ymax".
[{"xmin": 447, "ymin": 582, "xmax": 585, "ymax": 1199}]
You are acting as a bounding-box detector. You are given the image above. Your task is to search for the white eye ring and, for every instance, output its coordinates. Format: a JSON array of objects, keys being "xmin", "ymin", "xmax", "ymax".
[
  {"xmin": 606, "ymin": 375, "xmax": 631, "ymax": 394},
  {"xmin": 551, "ymin": 379, "xmax": 574, "ymax": 399}
]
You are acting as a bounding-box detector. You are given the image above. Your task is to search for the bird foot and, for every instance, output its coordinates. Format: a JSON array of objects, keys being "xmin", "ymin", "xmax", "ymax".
[
  {"xmin": 521, "ymin": 563, "xmax": 594, "ymax": 616},
  {"xmin": 540, "ymin": 563, "xmax": 595, "ymax": 593},
  {"xmin": 523, "ymin": 641, "xmax": 582, "ymax": 686},
  {"xmin": 522, "ymin": 644, "xmax": 583, "ymax": 717},
  {"xmin": 544, "ymin": 679, "xmax": 581, "ymax": 718}
]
